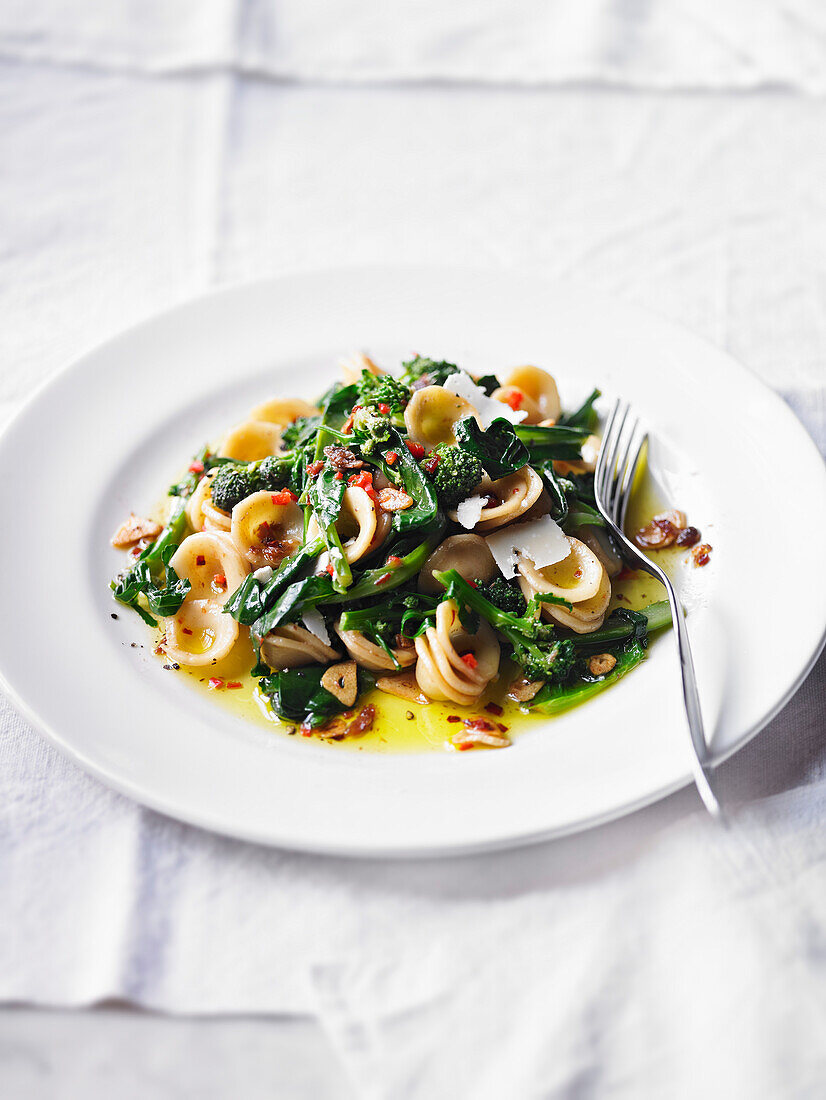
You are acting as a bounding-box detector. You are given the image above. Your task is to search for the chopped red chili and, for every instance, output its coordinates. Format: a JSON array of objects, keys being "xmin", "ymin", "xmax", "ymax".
[
  {"xmin": 386, "ymin": 451, "xmax": 398, "ymax": 465},
  {"xmin": 377, "ymin": 402, "xmax": 391, "ymax": 414},
  {"xmin": 188, "ymin": 461, "xmax": 205, "ymax": 473},
  {"xmin": 307, "ymin": 461, "xmax": 324, "ymax": 476},
  {"xmin": 196, "ymin": 555, "xmax": 206, "ymax": 566},
  {"xmin": 461, "ymin": 652, "xmax": 478, "ymax": 669},
  {"xmin": 463, "ymin": 718, "xmax": 494, "ymax": 731},
  {"xmin": 405, "ymin": 440, "xmax": 425, "ymax": 460},
  {"xmin": 497, "ymin": 723, "xmax": 509, "ymax": 734},
  {"xmin": 422, "ymin": 455, "xmax": 440, "ymax": 475},
  {"xmin": 334, "ymin": 470, "xmax": 344, "ymax": 480},
  {"xmin": 208, "ymin": 678, "xmax": 224, "ymax": 689},
  {"xmin": 503, "ymin": 390, "xmax": 523, "ymax": 411},
  {"xmin": 386, "ymin": 555, "xmax": 402, "ymax": 566},
  {"xmin": 457, "ymin": 742, "xmax": 474, "ymax": 751},
  {"xmin": 376, "ymin": 572, "xmax": 392, "ymax": 584},
  {"xmin": 227, "ymin": 681, "xmax": 242, "ymax": 690},
  {"xmin": 326, "ymin": 564, "xmax": 335, "ymax": 576},
  {"xmin": 484, "ymin": 702, "xmax": 504, "ymax": 716},
  {"xmin": 271, "ymin": 489, "xmax": 298, "ymax": 505},
  {"xmin": 446, "ymin": 715, "xmax": 461, "ymax": 723},
  {"xmin": 182, "ymin": 627, "xmax": 193, "ymax": 635},
  {"xmin": 213, "ymin": 573, "xmax": 227, "ymax": 589}
]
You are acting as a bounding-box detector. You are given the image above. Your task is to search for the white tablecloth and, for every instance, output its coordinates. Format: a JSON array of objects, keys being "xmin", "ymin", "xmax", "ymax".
[{"xmin": 2, "ymin": 4, "xmax": 825, "ymax": 1097}]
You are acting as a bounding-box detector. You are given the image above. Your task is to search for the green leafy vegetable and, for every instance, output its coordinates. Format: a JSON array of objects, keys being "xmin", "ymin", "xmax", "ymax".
[
  {"xmin": 259, "ymin": 665, "xmax": 360, "ymax": 728},
  {"xmin": 559, "ymin": 387, "xmax": 601, "ymax": 431},
  {"xmin": 453, "ymin": 416, "xmax": 529, "ymax": 479},
  {"xmin": 111, "ymin": 497, "xmax": 191, "ymax": 625},
  {"xmin": 400, "ymin": 355, "xmax": 461, "ymax": 388},
  {"xmin": 513, "ymin": 422, "xmax": 590, "ymax": 463}
]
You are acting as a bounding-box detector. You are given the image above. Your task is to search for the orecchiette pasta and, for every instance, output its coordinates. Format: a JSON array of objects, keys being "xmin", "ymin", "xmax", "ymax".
[
  {"xmin": 468, "ymin": 467, "xmax": 544, "ymax": 532},
  {"xmin": 575, "ymin": 526, "xmax": 623, "ymax": 579},
  {"xmin": 340, "ymin": 352, "xmax": 383, "ymax": 384},
  {"xmin": 418, "ymin": 534, "xmax": 498, "ymax": 595},
  {"xmin": 335, "ymin": 626, "xmax": 417, "ymax": 672},
  {"xmin": 260, "ymin": 624, "xmax": 341, "ymax": 669},
  {"xmin": 415, "ymin": 600, "xmax": 500, "ymax": 706},
  {"xmin": 248, "ymin": 397, "xmax": 318, "ymax": 425},
  {"xmin": 185, "ymin": 470, "xmax": 231, "ymax": 533},
  {"xmin": 219, "ymin": 420, "xmax": 283, "ymax": 461},
  {"xmin": 495, "ymin": 365, "xmax": 561, "ymax": 425},
  {"xmin": 162, "ymin": 531, "xmax": 250, "ymax": 666},
  {"xmin": 404, "ymin": 386, "xmax": 478, "ymax": 449},
  {"xmin": 517, "ymin": 536, "xmax": 611, "ymax": 634},
  {"xmin": 231, "ymin": 490, "xmax": 304, "ymax": 568},
  {"xmin": 306, "ymin": 486, "xmax": 389, "ymax": 564}
]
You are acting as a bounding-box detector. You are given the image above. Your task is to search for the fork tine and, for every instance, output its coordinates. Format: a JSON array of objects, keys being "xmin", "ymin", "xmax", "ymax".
[
  {"xmin": 617, "ymin": 428, "xmax": 646, "ymax": 533},
  {"xmin": 610, "ymin": 413, "xmax": 640, "ymax": 523},
  {"xmin": 601, "ymin": 401, "xmax": 630, "ymax": 518},
  {"xmin": 595, "ymin": 398, "xmax": 621, "ymax": 504}
]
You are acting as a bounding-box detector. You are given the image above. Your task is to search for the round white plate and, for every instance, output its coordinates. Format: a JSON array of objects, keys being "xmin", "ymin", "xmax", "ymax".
[{"xmin": 1, "ymin": 269, "xmax": 824, "ymax": 856}]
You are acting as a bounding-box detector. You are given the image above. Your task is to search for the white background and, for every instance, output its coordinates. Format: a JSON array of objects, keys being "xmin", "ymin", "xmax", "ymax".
[{"xmin": 1, "ymin": 3, "xmax": 825, "ymax": 1097}]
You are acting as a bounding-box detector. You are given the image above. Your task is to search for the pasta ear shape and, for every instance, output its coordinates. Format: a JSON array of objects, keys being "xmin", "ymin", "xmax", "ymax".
[
  {"xmin": 162, "ymin": 531, "xmax": 250, "ymax": 666},
  {"xmin": 403, "ymin": 386, "xmax": 479, "ymax": 448},
  {"xmin": 339, "ymin": 352, "xmax": 384, "ymax": 384},
  {"xmin": 248, "ymin": 397, "xmax": 318, "ymax": 425},
  {"xmin": 260, "ymin": 624, "xmax": 341, "ymax": 669},
  {"xmin": 470, "ymin": 468, "xmax": 543, "ymax": 532},
  {"xmin": 185, "ymin": 471, "xmax": 231, "ymax": 533},
  {"xmin": 335, "ymin": 626, "xmax": 418, "ymax": 672},
  {"xmin": 219, "ymin": 420, "xmax": 283, "ymax": 461},
  {"xmin": 306, "ymin": 486, "xmax": 381, "ymax": 564},
  {"xmin": 231, "ymin": 490, "xmax": 304, "ymax": 569},
  {"xmin": 418, "ymin": 535, "xmax": 498, "ymax": 595},
  {"xmin": 501, "ymin": 365, "xmax": 561, "ymax": 424},
  {"xmin": 517, "ymin": 536, "xmax": 612, "ymax": 634},
  {"xmin": 414, "ymin": 600, "xmax": 500, "ymax": 706}
]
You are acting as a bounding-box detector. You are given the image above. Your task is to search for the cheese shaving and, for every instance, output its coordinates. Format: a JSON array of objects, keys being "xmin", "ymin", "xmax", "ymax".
[
  {"xmin": 252, "ymin": 566, "xmax": 273, "ymax": 583},
  {"xmin": 443, "ymin": 372, "xmax": 527, "ymax": 429},
  {"xmin": 455, "ymin": 495, "xmax": 486, "ymax": 530},
  {"xmin": 301, "ymin": 608, "xmax": 331, "ymax": 647},
  {"xmin": 485, "ymin": 515, "xmax": 571, "ymax": 579}
]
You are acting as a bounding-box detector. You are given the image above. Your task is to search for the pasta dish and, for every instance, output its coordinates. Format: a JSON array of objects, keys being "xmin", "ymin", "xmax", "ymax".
[{"xmin": 110, "ymin": 355, "xmax": 705, "ymax": 749}]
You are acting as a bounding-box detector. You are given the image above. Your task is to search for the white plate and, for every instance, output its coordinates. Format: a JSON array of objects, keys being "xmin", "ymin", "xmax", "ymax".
[{"xmin": 0, "ymin": 268, "xmax": 824, "ymax": 856}]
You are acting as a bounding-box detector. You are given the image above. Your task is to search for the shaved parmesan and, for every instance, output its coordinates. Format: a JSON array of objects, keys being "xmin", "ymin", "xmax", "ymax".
[
  {"xmin": 252, "ymin": 566, "xmax": 273, "ymax": 583},
  {"xmin": 456, "ymin": 495, "xmax": 486, "ymax": 530},
  {"xmin": 301, "ymin": 608, "xmax": 331, "ymax": 647},
  {"xmin": 485, "ymin": 516, "xmax": 571, "ymax": 579},
  {"xmin": 444, "ymin": 372, "xmax": 527, "ymax": 429}
]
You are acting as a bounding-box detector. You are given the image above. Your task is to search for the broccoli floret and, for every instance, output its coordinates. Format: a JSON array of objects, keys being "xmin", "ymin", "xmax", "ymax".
[
  {"xmin": 426, "ymin": 444, "xmax": 483, "ymax": 509},
  {"xmin": 351, "ymin": 406, "xmax": 392, "ymax": 456},
  {"xmin": 210, "ymin": 465, "xmax": 256, "ymax": 512},
  {"xmin": 477, "ymin": 576, "xmax": 527, "ymax": 616},
  {"xmin": 256, "ymin": 454, "xmax": 293, "ymax": 491},
  {"xmin": 356, "ymin": 370, "xmax": 410, "ymax": 412},
  {"xmin": 433, "ymin": 568, "xmax": 575, "ymax": 685},
  {"xmin": 400, "ymin": 356, "xmax": 461, "ymax": 389}
]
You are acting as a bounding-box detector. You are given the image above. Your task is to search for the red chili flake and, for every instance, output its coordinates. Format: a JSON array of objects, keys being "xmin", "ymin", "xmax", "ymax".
[
  {"xmin": 227, "ymin": 681, "xmax": 242, "ymax": 689},
  {"xmin": 446, "ymin": 715, "xmax": 461, "ymax": 723},
  {"xmin": 182, "ymin": 627, "xmax": 193, "ymax": 635},
  {"xmin": 196, "ymin": 554, "xmax": 206, "ymax": 566},
  {"xmin": 497, "ymin": 723, "xmax": 509, "ymax": 734},
  {"xmin": 213, "ymin": 573, "xmax": 227, "ymax": 589},
  {"xmin": 386, "ymin": 451, "xmax": 398, "ymax": 465},
  {"xmin": 461, "ymin": 652, "xmax": 478, "ymax": 669},
  {"xmin": 676, "ymin": 526, "xmax": 701, "ymax": 548},
  {"xmin": 422, "ymin": 455, "xmax": 440, "ymax": 475},
  {"xmin": 348, "ymin": 470, "xmax": 378, "ymax": 502},
  {"xmin": 208, "ymin": 677, "xmax": 224, "ymax": 689},
  {"xmin": 692, "ymin": 543, "xmax": 713, "ymax": 567},
  {"xmin": 307, "ymin": 460, "xmax": 324, "ymax": 476},
  {"xmin": 271, "ymin": 489, "xmax": 298, "ymax": 505},
  {"xmin": 457, "ymin": 742, "xmax": 474, "ymax": 751},
  {"xmin": 405, "ymin": 440, "xmax": 425, "ymax": 460},
  {"xmin": 386, "ymin": 555, "xmax": 402, "ymax": 566},
  {"xmin": 484, "ymin": 702, "xmax": 504, "ymax": 716},
  {"xmin": 301, "ymin": 723, "xmax": 313, "ymax": 737},
  {"xmin": 463, "ymin": 718, "xmax": 494, "ymax": 731},
  {"xmin": 376, "ymin": 572, "xmax": 392, "ymax": 584},
  {"xmin": 188, "ymin": 461, "xmax": 205, "ymax": 473},
  {"xmin": 326, "ymin": 564, "xmax": 335, "ymax": 576},
  {"xmin": 131, "ymin": 546, "xmax": 142, "ymax": 556},
  {"xmin": 504, "ymin": 390, "xmax": 523, "ymax": 411},
  {"xmin": 377, "ymin": 402, "xmax": 391, "ymax": 414},
  {"xmin": 573, "ymin": 568, "xmax": 582, "ymax": 578},
  {"xmin": 467, "ymin": 580, "xmax": 478, "ymax": 588},
  {"xmin": 334, "ymin": 470, "xmax": 344, "ymax": 480},
  {"xmin": 482, "ymin": 492, "xmax": 498, "ymax": 508}
]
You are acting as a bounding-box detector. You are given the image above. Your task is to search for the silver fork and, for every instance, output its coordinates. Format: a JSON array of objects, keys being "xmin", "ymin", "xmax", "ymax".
[{"xmin": 594, "ymin": 399, "xmax": 722, "ymax": 819}]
